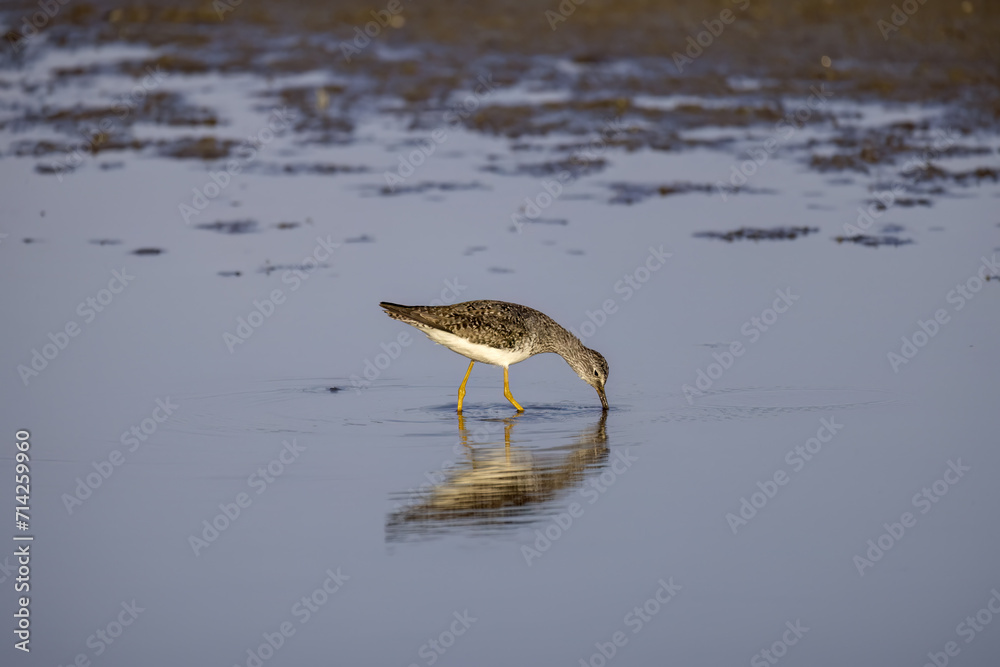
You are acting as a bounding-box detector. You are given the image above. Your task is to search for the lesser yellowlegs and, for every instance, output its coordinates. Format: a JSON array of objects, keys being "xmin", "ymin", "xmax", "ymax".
[{"xmin": 379, "ymin": 300, "xmax": 609, "ymax": 412}]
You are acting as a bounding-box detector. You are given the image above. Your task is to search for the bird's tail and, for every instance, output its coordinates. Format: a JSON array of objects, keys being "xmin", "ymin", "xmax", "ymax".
[{"xmin": 379, "ymin": 302, "xmax": 438, "ymax": 328}]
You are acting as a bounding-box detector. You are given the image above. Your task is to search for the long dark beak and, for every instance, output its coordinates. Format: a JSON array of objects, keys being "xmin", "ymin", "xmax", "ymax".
[{"xmin": 597, "ymin": 387, "xmax": 609, "ymax": 410}]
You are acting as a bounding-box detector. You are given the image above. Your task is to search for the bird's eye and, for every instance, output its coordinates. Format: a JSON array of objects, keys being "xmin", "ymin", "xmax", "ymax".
[{"xmin": 594, "ymin": 370, "xmax": 599, "ymax": 377}]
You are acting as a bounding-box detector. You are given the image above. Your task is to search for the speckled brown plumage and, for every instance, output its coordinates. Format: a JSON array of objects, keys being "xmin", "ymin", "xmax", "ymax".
[
  {"xmin": 379, "ymin": 299, "xmax": 610, "ymax": 410},
  {"xmin": 380, "ymin": 300, "xmax": 563, "ymax": 353}
]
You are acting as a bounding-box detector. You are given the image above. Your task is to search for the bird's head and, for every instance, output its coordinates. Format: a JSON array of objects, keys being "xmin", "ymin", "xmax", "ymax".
[{"xmin": 568, "ymin": 347, "xmax": 609, "ymax": 410}]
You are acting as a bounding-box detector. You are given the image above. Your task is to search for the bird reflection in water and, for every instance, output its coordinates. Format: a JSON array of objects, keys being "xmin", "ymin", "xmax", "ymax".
[{"xmin": 386, "ymin": 412, "xmax": 609, "ymax": 542}]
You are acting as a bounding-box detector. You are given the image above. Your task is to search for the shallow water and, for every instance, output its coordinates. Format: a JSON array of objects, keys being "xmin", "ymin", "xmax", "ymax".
[{"xmin": 2, "ymin": 22, "xmax": 1000, "ymax": 667}]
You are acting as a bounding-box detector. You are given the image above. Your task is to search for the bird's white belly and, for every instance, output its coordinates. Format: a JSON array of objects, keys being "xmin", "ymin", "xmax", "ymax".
[{"xmin": 423, "ymin": 328, "xmax": 531, "ymax": 367}]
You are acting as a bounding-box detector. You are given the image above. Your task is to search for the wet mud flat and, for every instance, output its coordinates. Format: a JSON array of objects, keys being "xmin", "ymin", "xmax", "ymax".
[{"xmin": 2, "ymin": 0, "xmax": 998, "ymax": 219}]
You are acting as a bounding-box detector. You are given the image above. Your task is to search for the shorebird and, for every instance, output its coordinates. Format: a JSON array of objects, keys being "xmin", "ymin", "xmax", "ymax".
[{"xmin": 379, "ymin": 300, "xmax": 609, "ymax": 412}]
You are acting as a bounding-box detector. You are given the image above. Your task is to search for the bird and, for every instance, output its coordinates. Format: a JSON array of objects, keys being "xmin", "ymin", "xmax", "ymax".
[{"xmin": 379, "ymin": 300, "xmax": 609, "ymax": 412}]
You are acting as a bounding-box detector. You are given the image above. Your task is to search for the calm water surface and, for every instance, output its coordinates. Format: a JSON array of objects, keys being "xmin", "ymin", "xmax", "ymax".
[{"xmin": 2, "ymin": 34, "xmax": 999, "ymax": 667}]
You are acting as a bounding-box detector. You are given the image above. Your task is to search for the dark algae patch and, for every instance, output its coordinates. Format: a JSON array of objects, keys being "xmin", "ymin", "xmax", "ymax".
[
  {"xmin": 694, "ymin": 227, "xmax": 819, "ymax": 242},
  {"xmin": 195, "ymin": 220, "xmax": 259, "ymax": 234},
  {"xmin": 608, "ymin": 182, "xmax": 720, "ymax": 205},
  {"xmin": 159, "ymin": 137, "xmax": 238, "ymax": 160},
  {"xmin": 361, "ymin": 181, "xmax": 489, "ymax": 197},
  {"xmin": 834, "ymin": 235, "xmax": 914, "ymax": 248}
]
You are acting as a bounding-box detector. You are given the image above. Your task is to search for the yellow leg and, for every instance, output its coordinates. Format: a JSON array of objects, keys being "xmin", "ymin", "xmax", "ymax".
[
  {"xmin": 503, "ymin": 367, "xmax": 524, "ymax": 412},
  {"xmin": 457, "ymin": 360, "xmax": 474, "ymax": 413},
  {"xmin": 457, "ymin": 413, "xmax": 470, "ymax": 450}
]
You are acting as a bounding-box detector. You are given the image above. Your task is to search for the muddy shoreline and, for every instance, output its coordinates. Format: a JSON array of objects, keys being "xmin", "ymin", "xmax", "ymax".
[{"xmin": 2, "ymin": 0, "xmax": 998, "ymax": 221}]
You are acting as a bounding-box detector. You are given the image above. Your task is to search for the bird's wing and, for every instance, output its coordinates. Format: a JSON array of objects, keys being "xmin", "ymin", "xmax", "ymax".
[{"xmin": 380, "ymin": 301, "xmax": 532, "ymax": 350}]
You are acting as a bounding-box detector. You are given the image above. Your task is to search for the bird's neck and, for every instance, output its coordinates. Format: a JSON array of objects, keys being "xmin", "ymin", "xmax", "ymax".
[{"xmin": 538, "ymin": 322, "xmax": 586, "ymax": 359}]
